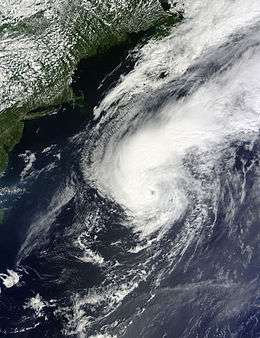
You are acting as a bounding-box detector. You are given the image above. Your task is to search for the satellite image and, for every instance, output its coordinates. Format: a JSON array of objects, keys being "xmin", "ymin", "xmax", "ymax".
[{"xmin": 0, "ymin": 0, "xmax": 260, "ymax": 337}]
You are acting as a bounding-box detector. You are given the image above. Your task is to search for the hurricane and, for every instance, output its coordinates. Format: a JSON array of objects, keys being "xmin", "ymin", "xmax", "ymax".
[{"xmin": 0, "ymin": 0, "xmax": 260, "ymax": 337}]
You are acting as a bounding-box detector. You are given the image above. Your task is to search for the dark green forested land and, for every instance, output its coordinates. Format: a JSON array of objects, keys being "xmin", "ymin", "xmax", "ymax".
[{"xmin": 0, "ymin": 0, "xmax": 182, "ymax": 173}]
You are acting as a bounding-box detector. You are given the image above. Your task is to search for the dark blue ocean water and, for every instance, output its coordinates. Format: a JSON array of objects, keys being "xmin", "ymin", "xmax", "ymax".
[{"xmin": 0, "ymin": 30, "xmax": 260, "ymax": 338}]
